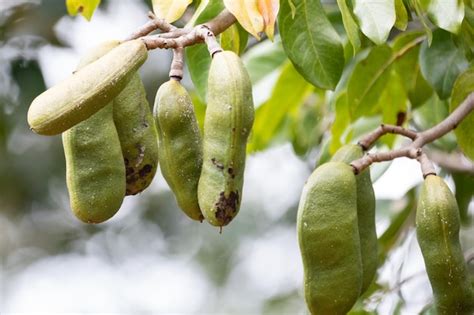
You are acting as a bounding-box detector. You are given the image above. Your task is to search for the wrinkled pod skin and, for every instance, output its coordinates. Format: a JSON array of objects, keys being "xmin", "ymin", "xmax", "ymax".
[
  {"xmin": 113, "ymin": 72, "xmax": 158, "ymax": 195},
  {"xmin": 28, "ymin": 39, "xmax": 147, "ymax": 135},
  {"xmin": 154, "ymin": 80, "xmax": 204, "ymax": 221},
  {"xmin": 416, "ymin": 175, "xmax": 474, "ymax": 315},
  {"xmin": 297, "ymin": 161, "xmax": 362, "ymax": 315},
  {"xmin": 331, "ymin": 144, "xmax": 378, "ymax": 295},
  {"xmin": 62, "ymin": 41, "xmax": 126, "ymax": 223},
  {"xmin": 198, "ymin": 51, "xmax": 254, "ymax": 227}
]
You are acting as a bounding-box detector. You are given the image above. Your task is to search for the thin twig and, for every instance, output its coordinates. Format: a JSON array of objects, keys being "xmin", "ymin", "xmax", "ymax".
[
  {"xmin": 351, "ymin": 92, "xmax": 474, "ymax": 175},
  {"xmin": 124, "ymin": 11, "xmax": 177, "ymax": 41},
  {"xmin": 417, "ymin": 152, "xmax": 437, "ymax": 178},
  {"xmin": 358, "ymin": 124, "xmax": 418, "ymax": 150},
  {"xmin": 136, "ymin": 9, "xmax": 235, "ymax": 50},
  {"xmin": 169, "ymin": 48, "xmax": 184, "ymax": 80}
]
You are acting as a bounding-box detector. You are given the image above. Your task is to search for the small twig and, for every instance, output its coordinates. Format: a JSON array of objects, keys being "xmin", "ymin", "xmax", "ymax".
[
  {"xmin": 358, "ymin": 124, "xmax": 417, "ymax": 150},
  {"xmin": 196, "ymin": 26, "xmax": 222, "ymax": 57},
  {"xmin": 417, "ymin": 152, "xmax": 437, "ymax": 178},
  {"xmin": 351, "ymin": 92, "xmax": 474, "ymax": 175},
  {"xmin": 124, "ymin": 11, "xmax": 177, "ymax": 41},
  {"xmin": 136, "ymin": 9, "xmax": 235, "ymax": 51},
  {"xmin": 169, "ymin": 48, "xmax": 184, "ymax": 80}
]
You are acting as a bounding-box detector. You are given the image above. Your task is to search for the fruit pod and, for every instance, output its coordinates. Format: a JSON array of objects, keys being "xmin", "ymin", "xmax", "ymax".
[
  {"xmin": 331, "ymin": 144, "xmax": 378, "ymax": 294},
  {"xmin": 62, "ymin": 42, "xmax": 126, "ymax": 223},
  {"xmin": 416, "ymin": 175, "xmax": 474, "ymax": 315},
  {"xmin": 28, "ymin": 39, "xmax": 147, "ymax": 136},
  {"xmin": 113, "ymin": 72, "xmax": 158, "ymax": 195},
  {"xmin": 297, "ymin": 161, "xmax": 362, "ymax": 314},
  {"xmin": 154, "ymin": 80, "xmax": 203, "ymax": 221},
  {"xmin": 198, "ymin": 51, "xmax": 254, "ymax": 227}
]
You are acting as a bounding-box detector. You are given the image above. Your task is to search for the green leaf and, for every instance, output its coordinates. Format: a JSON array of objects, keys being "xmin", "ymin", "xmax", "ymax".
[
  {"xmin": 347, "ymin": 45, "xmax": 393, "ymax": 119},
  {"xmin": 329, "ymin": 92, "xmax": 350, "ymax": 154},
  {"xmin": 427, "ymin": 0, "xmax": 465, "ymax": 34},
  {"xmin": 220, "ymin": 23, "xmax": 249, "ymax": 55},
  {"xmin": 380, "ymin": 70, "xmax": 408, "ymax": 147},
  {"xmin": 450, "ymin": 66, "xmax": 474, "ymax": 161},
  {"xmin": 336, "ymin": 0, "xmax": 361, "ymax": 55},
  {"xmin": 248, "ymin": 62, "xmax": 313, "ymax": 152},
  {"xmin": 185, "ymin": 0, "xmax": 224, "ymax": 101},
  {"xmin": 65, "ymin": 0, "xmax": 100, "ymax": 20},
  {"xmin": 278, "ymin": 0, "xmax": 344, "ymax": 90},
  {"xmin": 394, "ymin": 0, "xmax": 408, "ymax": 30},
  {"xmin": 391, "ymin": 31, "xmax": 432, "ymax": 108},
  {"xmin": 419, "ymin": 29, "xmax": 469, "ymax": 100},
  {"xmin": 243, "ymin": 37, "xmax": 286, "ymax": 84},
  {"xmin": 452, "ymin": 172, "xmax": 474, "ymax": 225},
  {"xmin": 412, "ymin": 0, "xmax": 433, "ymax": 44},
  {"xmin": 353, "ymin": 0, "xmax": 396, "ymax": 45}
]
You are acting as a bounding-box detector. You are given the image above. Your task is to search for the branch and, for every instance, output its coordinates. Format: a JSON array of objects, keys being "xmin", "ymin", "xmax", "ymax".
[
  {"xmin": 130, "ymin": 9, "xmax": 236, "ymax": 51},
  {"xmin": 351, "ymin": 92, "xmax": 474, "ymax": 175},
  {"xmin": 169, "ymin": 48, "xmax": 184, "ymax": 80}
]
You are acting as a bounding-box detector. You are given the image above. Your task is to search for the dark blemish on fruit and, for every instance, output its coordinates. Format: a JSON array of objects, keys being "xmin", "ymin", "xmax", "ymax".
[
  {"xmin": 211, "ymin": 158, "xmax": 224, "ymax": 170},
  {"xmin": 214, "ymin": 190, "xmax": 239, "ymax": 225},
  {"xmin": 139, "ymin": 164, "xmax": 153, "ymax": 177},
  {"xmin": 126, "ymin": 167, "xmax": 135, "ymax": 176},
  {"xmin": 227, "ymin": 167, "xmax": 235, "ymax": 179}
]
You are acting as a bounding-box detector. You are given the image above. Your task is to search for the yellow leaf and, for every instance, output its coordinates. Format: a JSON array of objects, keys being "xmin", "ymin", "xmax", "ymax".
[
  {"xmin": 224, "ymin": 0, "xmax": 264, "ymax": 39},
  {"xmin": 257, "ymin": 0, "xmax": 279, "ymax": 40},
  {"xmin": 65, "ymin": 0, "xmax": 101, "ymax": 21},
  {"xmin": 152, "ymin": 0, "xmax": 193, "ymax": 23}
]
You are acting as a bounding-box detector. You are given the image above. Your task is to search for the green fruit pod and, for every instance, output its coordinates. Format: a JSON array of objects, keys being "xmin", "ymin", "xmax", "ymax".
[
  {"xmin": 113, "ymin": 73, "xmax": 159, "ymax": 195},
  {"xmin": 28, "ymin": 39, "xmax": 147, "ymax": 136},
  {"xmin": 198, "ymin": 51, "xmax": 254, "ymax": 227},
  {"xmin": 297, "ymin": 161, "xmax": 362, "ymax": 315},
  {"xmin": 416, "ymin": 175, "xmax": 474, "ymax": 315},
  {"xmin": 62, "ymin": 41, "xmax": 126, "ymax": 223},
  {"xmin": 154, "ymin": 80, "xmax": 204, "ymax": 221},
  {"xmin": 331, "ymin": 144, "xmax": 378, "ymax": 295}
]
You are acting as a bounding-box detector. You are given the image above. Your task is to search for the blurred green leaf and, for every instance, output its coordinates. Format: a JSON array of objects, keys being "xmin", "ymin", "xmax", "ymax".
[
  {"xmin": 411, "ymin": 0, "xmax": 433, "ymax": 44},
  {"xmin": 337, "ymin": 0, "xmax": 361, "ymax": 55},
  {"xmin": 243, "ymin": 37, "xmax": 286, "ymax": 84},
  {"xmin": 347, "ymin": 45, "xmax": 393, "ymax": 119},
  {"xmin": 330, "ymin": 92, "xmax": 350, "ymax": 154},
  {"xmin": 353, "ymin": 0, "xmax": 396, "ymax": 45},
  {"xmin": 450, "ymin": 66, "xmax": 474, "ymax": 161},
  {"xmin": 220, "ymin": 23, "xmax": 248, "ymax": 55},
  {"xmin": 248, "ymin": 62, "xmax": 313, "ymax": 152},
  {"xmin": 65, "ymin": 0, "xmax": 100, "ymax": 20},
  {"xmin": 394, "ymin": 0, "xmax": 408, "ymax": 30},
  {"xmin": 427, "ymin": 0, "xmax": 465, "ymax": 34},
  {"xmin": 185, "ymin": 0, "xmax": 224, "ymax": 101},
  {"xmin": 452, "ymin": 172, "xmax": 474, "ymax": 225},
  {"xmin": 279, "ymin": 0, "xmax": 344, "ymax": 90},
  {"xmin": 419, "ymin": 29, "xmax": 469, "ymax": 100}
]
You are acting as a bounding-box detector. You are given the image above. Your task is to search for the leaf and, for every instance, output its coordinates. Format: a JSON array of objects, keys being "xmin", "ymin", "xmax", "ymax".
[
  {"xmin": 243, "ymin": 37, "xmax": 287, "ymax": 84},
  {"xmin": 248, "ymin": 62, "xmax": 313, "ymax": 152},
  {"xmin": 220, "ymin": 23, "xmax": 249, "ymax": 55},
  {"xmin": 65, "ymin": 0, "xmax": 100, "ymax": 20},
  {"xmin": 452, "ymin": 172, "xmax": 474, "ymax": 225},
  {"xmin": 223, "ymin": 0, "xmax": 264, "ymax": 39},
  {"xmin": 353, "ymin": 0, "xmax": 396, "ymax": 45},
  {"xmin": 427, "ymin": 0, "xmax": 465, "ymax": 34},
  {"xmin": 257, "ymin": 0, "xmax": 279, "ymax": 40},
  {"xmin": 394, "ymin": 0, "xmax": 408, "ymax": 30},
  {"xmin": 380, "ymin": 70, "xmax": 407, "ymax": 147},
  {"xmin": 337, "ymin": 0, "xmax": 361, "ymax": 55},
  {"xmin": 391, "ymin": 31, "xmax": 432, "ymax": 107},
  {"xmin": 419, "ymin": 29, "xmax": 469, "ymax": 100},
  {"xmin": 450, "ymin": 66, "xmax": 474, "ymax": 161},
  {"xmin": 278, "ymin": 0, "xmax": 344, "ymax": 90},
  {"xmin": 152, "ymin": 0, "xmax": 192, "ymax": 23},
  {"xmin": 185, "ymin": 0, "xmax": 225, "ymax": 101},
  {"xmin": 329, "ymin": 92, "xmax": 350, "ymax": 153},
  {"xmin": 412, "ymin": 0, "xmax": 433, "ymax": 44},
  {"xmin": 347, "ymin": 45, "xmax": 393, "ymax": 119}
]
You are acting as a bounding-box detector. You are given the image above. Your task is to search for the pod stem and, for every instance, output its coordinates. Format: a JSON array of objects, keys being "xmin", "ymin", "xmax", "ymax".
[
  {"xmin": 351, "ymin": 92, "xmax": 474, "ymax": 178},
  {"xmin": 169, "ymin": 48, "xmax": 184, "ymax": 81}
]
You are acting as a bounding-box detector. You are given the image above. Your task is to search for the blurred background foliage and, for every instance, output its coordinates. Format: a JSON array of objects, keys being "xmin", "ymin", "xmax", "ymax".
[{"xmin": 0, "ymin": 0, "xmax": 473, "ymax": 314}]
